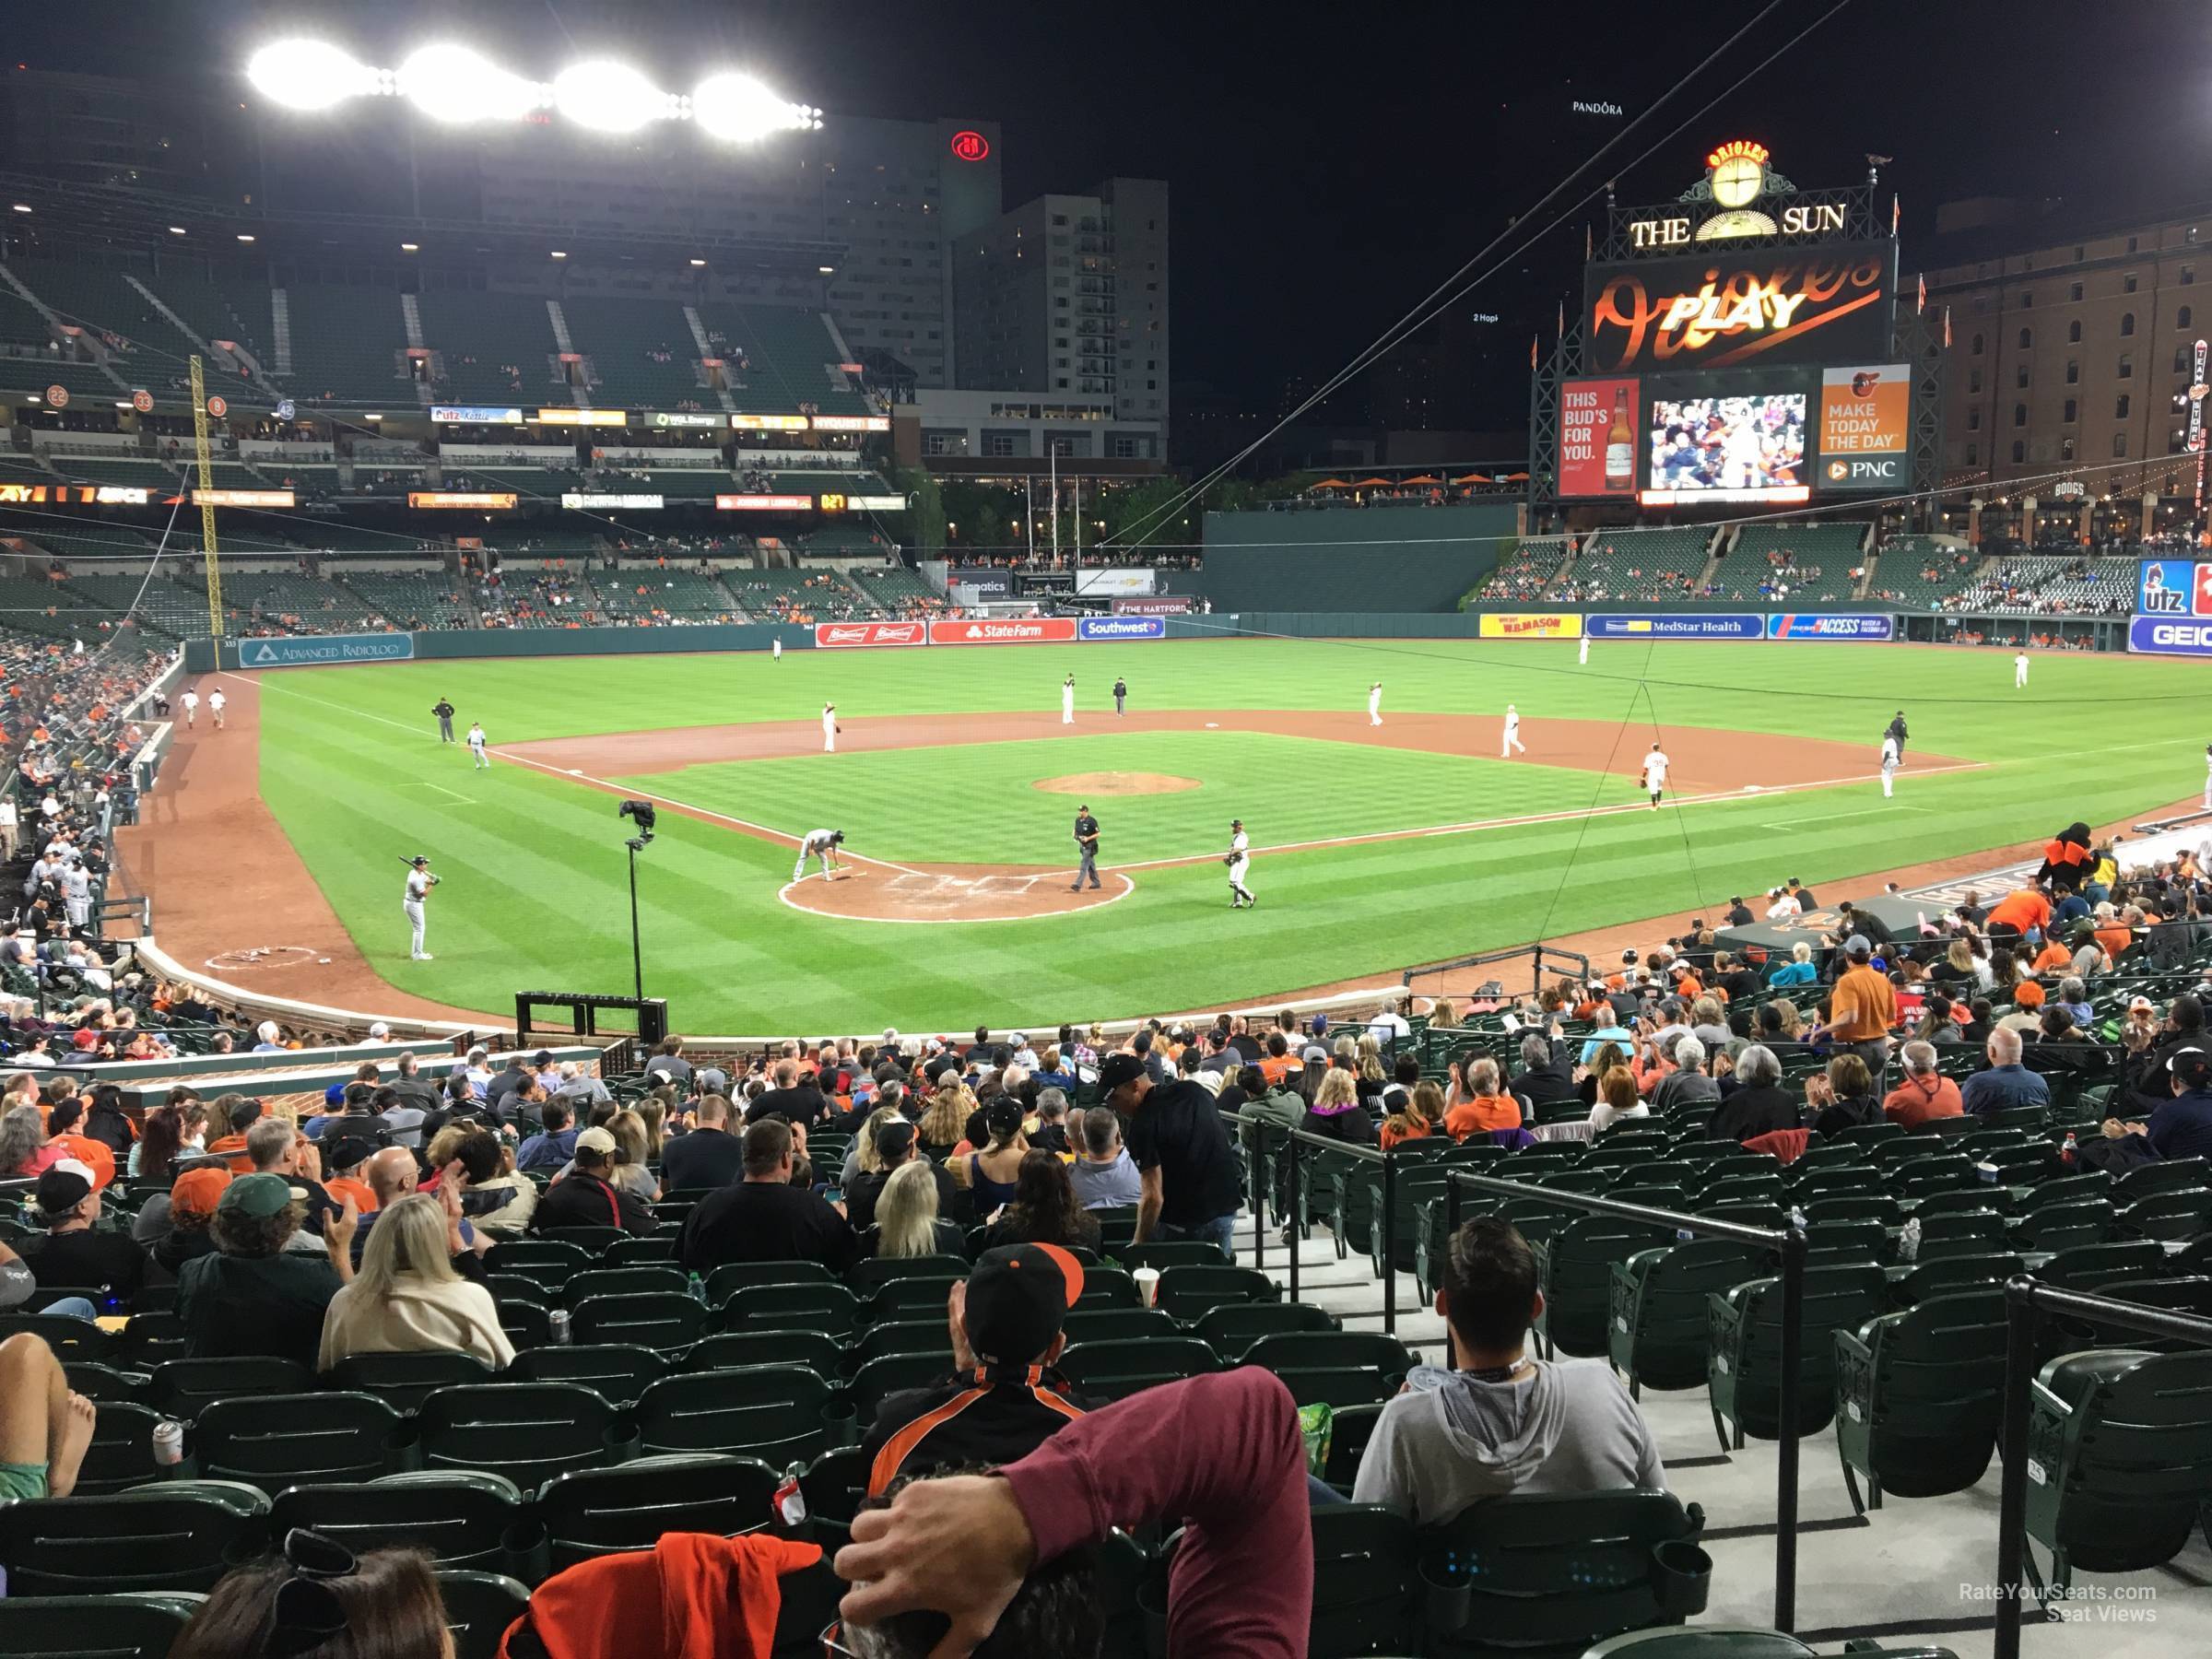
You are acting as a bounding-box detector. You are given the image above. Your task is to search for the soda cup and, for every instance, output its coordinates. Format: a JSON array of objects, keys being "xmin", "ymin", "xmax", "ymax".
[
  {"xmin": 1131, "ymin": 1266, "xmax": 1161, "ymax": 1309},
  {"xmin": 152, "ymin": 1418, "xmax": 184, "ymax": 1468}
]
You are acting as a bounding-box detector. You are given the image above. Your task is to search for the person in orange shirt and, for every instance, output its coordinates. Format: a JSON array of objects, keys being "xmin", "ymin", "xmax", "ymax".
[
  {"xmin": 41, "ymin": 1097, "xmax": 115, "ymax": 1191},
  {"xmin": 1983, "ymin": 884, "xmax": 2053, "ymax": 938},
  {"xmin": 2089, "ymin": 901, "xmax": 2136, "ymax": 963},
  {"xmin": 1254, "ymin": 1032, "xmax": 1304, "ymax": 1088},
  {"xmin": 2030, "ymin": 937, "xmax": 2074, "ymax": 975},
  {"xmin": 1808, "ymin": 934, "xmax": 1899, "ymax": 1079},
  {"xmin": 203, "ymin": 1095, "xmax": 264, "ymax": 1174},
  {"xmin": 1443, "ymin": 1056, "xmax": 1523, "ymax": 1140},
  {"xmin": 1883, "ymin": 1041, "xmax": 1964, "ymax": 1127}
]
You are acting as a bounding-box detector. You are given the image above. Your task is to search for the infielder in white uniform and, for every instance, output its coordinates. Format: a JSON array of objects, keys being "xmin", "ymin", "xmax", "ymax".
[
  {"xmin": 794, "ymin": 828, "xmax": 845, "ymax": 882},
  {"xmin": 822, "ymin": 703, "xmax": 840, "ymax": 753},
  {"xmin": 60, "ymin": 859, "xmax": 89, "ymax": 928},
  {"xmin": 466, "ymin": 722, "xmax": 488, "ymax": 770},
  {"xmin": 2014, "ymin": 651, "xmax": 2030, "ymax": 688},
  {"xmin": 1640, "ymin": 744, "xmax": 1669, "ymax": 809},
  {"xmin": 404, "ymin": 855, "xmax": 436, "ymax": 960},
  {"xmin": 181, "ymin": 688, "xmax": 198, "ymax": 728},
  {"xmin": 1061, "ymin": 675, "xmax": 1076, "ymax": 725},
  {"xmin": 1501, "ymin": 703, "xmax": 1526, "ymax": 758},
  {"xmin": 1579, "ymin": 633, "xmax": 1590, "ymax": 666},
  {"xmin": 1880, "ymin": 734, "xmax": 1900, "ymax": 797},
  {"xmin": 208, "ymin": 688, "xmax": 226, "ymax": 730},
  {"xmin": 1225, "ymin": 818, "xmax": 1254, "ymax": 908},
  {"xmin": 1368, "ymin": 682, "xmax": 1383, "ymax": 726}
]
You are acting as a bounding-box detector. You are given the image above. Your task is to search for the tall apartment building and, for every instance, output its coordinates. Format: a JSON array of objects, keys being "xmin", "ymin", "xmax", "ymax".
[
  {"xmin": 952, "ymin": 179, "xmax": 1171, "ymax": 443},
  {"xmin": 1920, "ymin": 209, "xmax": 2212, "ymax": 499}
]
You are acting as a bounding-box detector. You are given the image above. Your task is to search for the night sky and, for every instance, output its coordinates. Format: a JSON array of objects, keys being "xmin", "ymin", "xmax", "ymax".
[{"xmin": 16, "ymin": 0, "xmax": 2212, "ymax": 430}]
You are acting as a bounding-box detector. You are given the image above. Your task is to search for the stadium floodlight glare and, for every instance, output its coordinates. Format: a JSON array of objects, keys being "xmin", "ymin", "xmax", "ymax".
[
  {"xmin": 397, "ymin": 43, "xmax": 542, "ymax": 123},
  {"xmin": 236, "ymin": 233, "xmax": 256, "ymax": 242},
  {"xmin": 690, "ymin": 71, "xmax": 819, "ymax": 141},
  {"xmin": 549, "ymin": 249, "xmax": 567, "ymax": 258},
  {"xmin": 400, "ymin": 241, "xmax": 418, "ymax": 252},
  {"xmin": 553, "ymin": 60, "xmax": 674, "ymax": 133},
  {"xmin": 246, "ymin": 40, "xmax": 383, "ymax": 111},
  {"xmin": 688, "ymin": 257, "xmax": 706, "ymax": 267},
  {"xmin": 8, "ymin": 204, "xmax": 29, "ymax": 214},
  {"xmin": 168, "ymin": 225, "xmax": 187, "ymax": 235},
  {"xmin": 818, "ymin": 265, "xmax": 835, "ymax": 274}
]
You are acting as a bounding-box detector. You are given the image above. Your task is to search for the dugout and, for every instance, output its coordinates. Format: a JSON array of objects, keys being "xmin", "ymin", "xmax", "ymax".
[{"xmin": 1714, "ymin": 894, "xmax": 1930, "ymax": 971}]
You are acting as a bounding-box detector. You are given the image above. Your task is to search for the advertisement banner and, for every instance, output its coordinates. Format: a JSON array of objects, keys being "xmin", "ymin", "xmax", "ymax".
[
  {"xmin": 1558, "ymin": 377, "xmax": 1642, "ymax": 498},
  {"xmin": 716, "ymin": 494, "xmax": 814, "ymax": 512},
  {"xmin": 560, "ymin": 492, "xmax": 664, "ymax": 510},
  {"xmin": 1764, "ymin": 612, "xmax": 1895, "ymax": 641},
  {"xmin": 1587, "ymin": 613, "xmax": 1763, "ymax": 640},
  {"xmin": 731, "ymin": 413, "xmax": 811, "ymax": 431},
  {"xmin": 1113, "ymin": 595, "xmax": 1194, "ymax": 616},
  {"xmin": 1477, "ymin": 613, "xmax": 1584, "ymax": 640},
  {"xmin": 1817, "ymin": 365, "xmax": 1910, "ymax": 492},
  {"xmin": 534, "ymin": 408, "xmax": 628, "ymax": 428},
  {"xmin": 2129, "ymin": 615, "xmax": 2212, "ymax": 656},
  {"xmin": 929, "ymin": 617, "xmax": 1080, "ymax": 646},
  {"xmin": 808, "ymin": 414, "xmax": 891, "ymax": 432},
  {"xmin": 1583, "ymin": 241, "xmax": 1898, "ymax": 374},
  {"xmin": 1074, "ymin": 568, "xmax": 1156, "ymax": 596},
  {"xmin": 848, "ymin": 495, "xmax": 910, "ymax": 511},
  {"xmin": 194, "ymin": 488, "xmax": 296, "ymax": 507},
  {"xmin": 1077, "ymin": 616, "xmax": 1165, "ymax": 641},
  {"xmin": 234, "ymin": 633, "xmax": 416, "ymax": 669},
  {"xmin": 2136, "ymin": 559, "xmax": 2203, "ymax": 616},
  {"xmin": 947, "ymin": 567, "xmax": 1016, "ymax": 597},
  {"xmin": 409, "ymin": 491, "xmax": 517, "ymax": 510},
  {"xmin": 648, "ymin": 412, "xmax": 724, "ymax": 429},
  {"xmin": 431, "ymin": 405, "xmax": 523, "ymax": 424},
  {"xmin": 814, "ymin": 620, "xmax": 928, "ymax": 649}
]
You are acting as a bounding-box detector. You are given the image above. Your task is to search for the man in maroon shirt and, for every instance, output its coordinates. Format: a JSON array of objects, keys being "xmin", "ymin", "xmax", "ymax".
[{"xmin": 835, "ymin": 1367, "xmax": 1312, "ymax": 1657}]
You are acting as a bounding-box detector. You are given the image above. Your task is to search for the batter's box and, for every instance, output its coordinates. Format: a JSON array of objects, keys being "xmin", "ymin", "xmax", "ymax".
[{"xmin": 887, "ymin": 873, "xmax": 960, "ymax": 893}]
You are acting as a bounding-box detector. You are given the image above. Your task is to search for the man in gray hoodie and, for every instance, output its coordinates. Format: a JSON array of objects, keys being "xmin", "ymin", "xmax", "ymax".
[{"xmin": 1352, "ymin": 1218, "xmax": 1665, "ymax": 1524}]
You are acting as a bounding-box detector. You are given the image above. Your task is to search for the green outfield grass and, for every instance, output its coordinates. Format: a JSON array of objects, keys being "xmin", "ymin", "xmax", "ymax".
[{"xmin": 245, "ymin": 638, "xmax": 2206, "ymax": 1031}]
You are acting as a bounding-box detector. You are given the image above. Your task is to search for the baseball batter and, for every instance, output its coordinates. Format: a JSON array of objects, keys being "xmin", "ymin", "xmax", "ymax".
[
  {"xmin": 207, "ymin": 688, "xmax": 226, "ymax": 730},
  {"xmin": 1368, "ymin": 682, "xmax": 1383, "ymax": 727},
  {"xmin": 823, "ymin": 702, "xmax": 840, "ymax": 753},
  {"xmin": 466, "ymin": 722, "xmax": 488, "ymax": 770},
  {"xmin": 181, "ymin": 688, "xmax": 198, "ymax": 728},
  {"xmin": 1061, "ymin": 675, "xmax": 1076, "ymax": 725},
  {"xmin": 1501, "ymin": 703, "xmax": 1526, "ymax": 758},
  {"xmin": 2014, "ymin": 651, "xmax": 2030, "ymax": 689},
  {"xmin": 1880, "ymin": 734, "xmax": 1900, "ymax": 798},
  {"xmin": 404, "ymin": 855, "xmax": 436, "ymax": 960},
  {"xmin": 1225, "ymin": 818, "xmax": 1254, "ymax": 908},
  {"xmin": 1640, "ymin": 744, "xmax": 1669, "ymax": 810},
  {"xmin": 794, "ymin": 828, "xmax": 845, "ymax": 882}
]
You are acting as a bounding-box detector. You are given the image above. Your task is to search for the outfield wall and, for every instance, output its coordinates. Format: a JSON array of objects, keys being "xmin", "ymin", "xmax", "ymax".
[{"xmin": 1199, "ymin": 503, "xmax": 1521, "ymax": 613}]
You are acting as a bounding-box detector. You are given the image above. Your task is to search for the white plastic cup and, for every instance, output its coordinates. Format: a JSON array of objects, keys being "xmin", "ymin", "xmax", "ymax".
[{"xmin": 1131, "ymin": 1266, "xmax": 1161, "ymax": 1309}]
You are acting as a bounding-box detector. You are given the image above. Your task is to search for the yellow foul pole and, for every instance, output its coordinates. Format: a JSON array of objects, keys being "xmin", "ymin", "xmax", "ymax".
[{"xmin": 189, "ymin": 355, "xmax": 223, "ymax": 637}]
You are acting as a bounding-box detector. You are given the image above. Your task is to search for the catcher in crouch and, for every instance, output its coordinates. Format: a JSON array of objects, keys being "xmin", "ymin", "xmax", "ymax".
[{"xmin": 794, "ymin": 828, "xmax": 846, "ymax": 882}]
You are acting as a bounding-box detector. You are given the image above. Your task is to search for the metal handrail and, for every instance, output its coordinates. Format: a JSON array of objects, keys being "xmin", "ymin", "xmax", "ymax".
[
  {"xmin": 1441, "ymin": 1166, "xmax": 1808, "ymax": 1635},
  {"xmin": 1994, "ymin": 1277, "xmax": 2212, "ymax": 1658},
  {"xmin": 1231, "ymin": 1114, "xmax": 1395, "ymax": 1330}
]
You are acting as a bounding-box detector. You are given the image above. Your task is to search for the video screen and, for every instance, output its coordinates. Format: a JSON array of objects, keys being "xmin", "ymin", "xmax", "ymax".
[{"xmin": 1642, "ymin": 390, "xmax": 1809, "ymax": 504}]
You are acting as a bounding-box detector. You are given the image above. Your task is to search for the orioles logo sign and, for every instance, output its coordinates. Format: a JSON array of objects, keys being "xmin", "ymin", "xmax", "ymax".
[{"xmin": 1586, "ymin": 244, "xmax": 1892, "ymax": 372}]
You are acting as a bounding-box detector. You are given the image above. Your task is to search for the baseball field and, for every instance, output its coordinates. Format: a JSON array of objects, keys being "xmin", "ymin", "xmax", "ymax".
[{"xmin": 198, "ymin": 636, "xmax": 2203, "ymax": 1033}]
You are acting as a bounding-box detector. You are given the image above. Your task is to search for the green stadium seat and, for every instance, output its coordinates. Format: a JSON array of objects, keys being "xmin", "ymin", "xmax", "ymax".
[
  {"xmin": 1242, "ymin": 1331, "xmax": 1416, "ymax": 1409},
  {"xmin": 683, "ymin": 1329, "xmax": 843, "ymax": 1379},
  {"xmin": 72, "ymin": 1400, "xmax": 168, "ymax": 1496},
  {"xmin": 147, "ymin": 1354, "xmax": 316, "ymax": 1420},
  {"xmin": 2033, "ymin": 1238, "xmax": 2168, "ymax": 1290},
  {"xmin": 0, "ymin": 1480, "xmax": 271, "ymax": 1594},
  {"xmin": 865, "ymin": 1276, "xmax": 968, "ymax": 1324},
  {"xmin": 561, "ymin": 1265, "xmax": 687, "ymax": 1306},
  {"xmin": 436, "ymin": 1569, "xmax": 534, "ymax": 1659},
  {"xmin": 0, "ymin": 1313, "xmax": 112, "ymax": 1363},
  {"xmin": 509, "ymin": 1343, "xmax": 669, "ymax": 1406},
  {"xmin": 702, "ymin": 1260, "xmax": 837, "ymax": 1302},
  {"xmin": 1608, "ymin": 1240, "xmax": 1771, "ymax": 1398},
  {"xmin": 851, "ymin": 1350, "xmax": 957, "ymax": 1424},
  {"xmin": 1833, "ymin": 1288, "xmax": 2007, "ymax": 1514},
  {"xmin": 1152, "ymin": 1265, "xmax": 1276, "ymax": 1324},
  {"xmin": 270, "ymin": 1471, "xmax": 530, "ymax": 1574},
  {"xmin": 0, "ymin": 1592, "xmax": 204, "ymax": 1659},
  {"xmin": 483, "ymin": 1240, "xmax": 595, "ymax": 1292},
  {"xmin": 846, "ymin": 1253, "xmax": 968, "ymax": 1294},
  {"xmin": 2120, "ymin": 1183, "xmax": 2212, "ymax": 1241},
  {"xmin": 536, "ymin": 1453, "xmax": 781, "ymax": 1571},
  {"xmin": 1535, "ymin": 1214, "xmax": 1677, "ymax": 1359},
  {"xmin": 496, "ymin": 1298, "xmax": 555, "ymax": 1351},
  {"xmin": 634, "ymin": 1366, "xmax": 848, "ymax": 1465},
  {"xmin": 1302, "ymin": 1503, "xmax": 1420, "ymax": 1658},
  {"xmin": 1892, "ymin": 1253, "xmax": 2021, "ymax": 1308},
  {"xmin": 1707, "ymin": 1265, "xmax": 1885, "ymax": 1452},
  {"xmin": 570, "ymin": 1290, "xmax": 709, "ymax": 1351},
  {"xmin": 1058, "ymin": 1336, "xmax": 1218, "ymax": 1403},
  {"xmin": 799, "ymin": 1445, "xmax": 868, "ymax": 1526},
  {"xmin": 194, "ymin": 1392, "xmax": 402, "ymax": 1490},
  {"xmin": 717, "ymin": 1282, "xmax": 859, "ymax": 1337},
  {"xmin": 1189, "ymin": 1300, "xmax": 1338, "ymax": 1357},
  {"xmin": 1117, "ymin": 1241, "xmax": 1247, "ymax": 1274},
  {"xmin": 328, "ymin": 1349, "xmax": 500, "ymax": 1411},
  {"xmin": 419, "ymin": 1382, "xmax": 625, "ymax": 1488},
  {"xmin": 1060, "ymin": 1307, "xmax": 1179, "ymax": 1347},
  {"xmin": 112, "ymin": 1314, "xmax": 185, "ymax": 1368}
]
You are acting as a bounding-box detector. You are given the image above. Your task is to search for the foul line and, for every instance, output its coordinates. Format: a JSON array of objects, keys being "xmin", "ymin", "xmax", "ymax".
[{"xmin": 1100, "ymin": 760, "xmax": 1993, "ymax": 874}]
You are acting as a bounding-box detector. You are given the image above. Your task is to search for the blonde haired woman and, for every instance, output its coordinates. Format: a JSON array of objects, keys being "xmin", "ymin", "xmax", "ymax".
[
  {"xmin": 318, "ymin": 1193, "xmax": 512, "ymax": 1371},
  {"xmin": 843, "ymin": 1104, "xmax": 905, "ymax": 1189},
  {"xmin": 865, "ymin": 1159, "xmax": 962, "ymax": 1259},
  {"xmin": 605, "ymin": 1109, "xmax": 661, "ymax": 1202},
  {"xmin": 918, "ymin": 1076, "xmax": 973, "ymax": 1159}
]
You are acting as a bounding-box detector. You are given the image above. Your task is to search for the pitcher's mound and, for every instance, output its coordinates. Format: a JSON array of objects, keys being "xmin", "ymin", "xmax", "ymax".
[{"xmin": 1034, "ymin": 771, "xmax": 1200, "ymax": 796}]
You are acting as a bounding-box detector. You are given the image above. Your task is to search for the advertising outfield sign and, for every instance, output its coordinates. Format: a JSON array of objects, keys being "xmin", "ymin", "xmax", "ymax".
[
  {"xmin": 814, "ymin": 620, "xmax": 927, "ymax": 649},
  {"xmin": 1558, "ymin": 377, "xmax": 1641, "ymax": 498},
  {"xmin": 2137, "ymin": 559, "xmax": 2212, "ymax": 616},
  {"xmin": 1074, "ymin": 568, "xmax": 1156, "ymax": 596},
  {"xmin": 1583, "ymin": 241, "xmax": 1897, "ymax": 375},
  {"xmin": 2129, "ymin": 616, "xmax": 2212, "ymax": 656},
  {"xmin": 1817, "ymin": 365, "xmax": 1910, "ymax": 492},
  {"xmin": 929, "ymin": 618, "xmax": 1079, "ymax": 645},
  {"xmin": 234, "ymin": 633, "xmax": 415, "ymax": 668},
  {"xmin": 947, "ymin": 568, "xmax": 1015, "ymax": 597},
  {"xmin": 1587, "ymin": 613, "xmax": 1763, "ymax": 639},
  {"xmin": 1766, "ymin": 612, "xmax": 1894, "ymax": 640},
  {"xmin": 1477, "ymin": 613, "xmax": 1583, "ymax": 640},
  {"xmin": 1077, "ymin": 616, "xmax": 1165, "ymax": 641},
  {"xmin": 1113, "ymin": 595, "xmax": 1193, "ymax": 616}
]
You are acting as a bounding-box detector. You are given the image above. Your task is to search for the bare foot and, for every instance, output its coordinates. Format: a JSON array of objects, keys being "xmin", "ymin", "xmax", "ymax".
[{"xmin": 47, "ymin": 1392, "xmax": 96, "ymax": 1498}]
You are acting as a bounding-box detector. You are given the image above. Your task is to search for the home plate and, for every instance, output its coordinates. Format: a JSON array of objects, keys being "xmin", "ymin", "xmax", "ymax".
[{"xmin": 1206, "ymin": 722, "xmax": 1218, "ymax": 728}]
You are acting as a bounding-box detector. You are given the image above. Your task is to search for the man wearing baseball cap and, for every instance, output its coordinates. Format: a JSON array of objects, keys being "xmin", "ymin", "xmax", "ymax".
[
  {"xmin": 845, "ymin": 1114, "xmax": 958, "ymax": 1237},
  {"xmin": 1099, "ymin": 1052, "xmax": 1241, "ymax": 1261},
  {"xmin": 149, "ymin": 1167, "xmax": 229, "ymax": 1278},
  {"xmin": 860, "ymin": 1242, "xmax": 1090, "ymax": 1497},
  {"xmin": 176, "ymin": 1172, "xmax": 356, "ymax": 1371},
  {"xmin": 2104, "ymin": 1044, "xmax": 2212, "ymax": 1160},
  {"xmin": 1806, "ymin": 934, "xmax": 1897, "ymax": 1085},
  {"xmin": 18, "ymin": 1161, "xmax": 143, "ymax": 1305},
  {"xmin": 530, "ymin": 1125, "xmax": 656, "ymax": 1235}
]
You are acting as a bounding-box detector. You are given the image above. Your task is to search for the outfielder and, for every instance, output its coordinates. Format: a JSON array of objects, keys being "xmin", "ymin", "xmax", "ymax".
[
  {"xmin": 1368, "ymin": 682, "xmax": 1383, "ymax": 726},
  {"xmin": 823, "ymin": 702, "xmax": 839, "ymax": 753},
  {"xmin": 432, "ymin": 698, "xmax": 455, "ymax": 742},
  {"xmin": 1072, "ymin": 805, "xmax": 1102, "ymax": 892},
  {"xmin": 1579, "ymin": 633, "xmax": 1590, "ymax": 666},
  {"xmin": 2014, "ymin": 651, "xmax": 2030, "ymax": 689},
  {"xmin": 794, "ymin": 828, "xmax": 845, "ymax": 882},
  {"xmin": 208, "ymin": 688, "xmax": 226, "ymax": 730},
  {"xmin": 404, "ymin": 855, "xmax": 437, "ymax": 960},
  {"xmin": 182, "ymin": 688, "xmax": 198, "ymax": 728},
  {"xmin": 1640, "ymin": 743, "xmax": 1669, "ymax": 810},
  {"xmin": 1061, "ymin": 675, "xmax": 1076, "ymax": 725},
  {"xmin": 1225, "ymin": 818, "xmax": 1254, "ymax": 909},
  {"xmin": 1880, "ymin": 734, "xmax": 1900, "ymax": 798},
  {"xmin": 1501, "ymin": 703, "xmax": 1526, "ymax": 758},
  {"xmin": 772, "ymin": 637, "xmax": 782, "ymax": 661},
  {"xmin": 466, "ymin": 722, "xmax": 488, "ymax": 770}
]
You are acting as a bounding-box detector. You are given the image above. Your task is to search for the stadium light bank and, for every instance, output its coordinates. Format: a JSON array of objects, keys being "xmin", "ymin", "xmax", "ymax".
[{"xmin": 244, "ymin": 40, "xmax": 821, "ymax": 140}]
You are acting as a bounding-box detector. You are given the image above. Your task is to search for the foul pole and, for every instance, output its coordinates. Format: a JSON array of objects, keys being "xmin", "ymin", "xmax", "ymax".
[{"xmin": 189, "ymin": 356, "xmax": 223, "ymax": 636}]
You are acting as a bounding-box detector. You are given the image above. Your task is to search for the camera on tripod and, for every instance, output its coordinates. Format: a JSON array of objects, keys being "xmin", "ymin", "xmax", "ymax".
[{"xmin": 618, "ymin": 798, "xmax": 657, "ymax": 851}]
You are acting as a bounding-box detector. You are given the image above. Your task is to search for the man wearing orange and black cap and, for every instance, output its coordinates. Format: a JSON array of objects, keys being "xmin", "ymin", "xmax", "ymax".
[{"xmin": 859, "ymin": 1242, "xmax": 1091, "ymax": 1497}]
